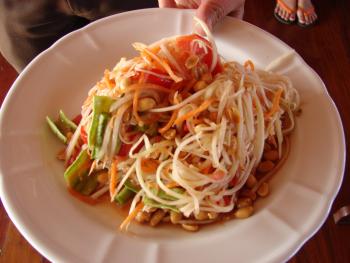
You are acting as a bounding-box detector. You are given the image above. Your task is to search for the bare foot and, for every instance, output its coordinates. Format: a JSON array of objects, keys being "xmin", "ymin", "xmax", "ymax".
[
  {"xmin": 297, "ymin": 0, "xmax": 318, "ymax": 26},
  {"xmin": 274, "ymin": 0, "xmax": 296, "ymax": 24}
]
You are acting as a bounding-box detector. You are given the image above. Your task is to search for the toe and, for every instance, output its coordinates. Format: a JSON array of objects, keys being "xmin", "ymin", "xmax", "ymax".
[
  {"xmin": 282, "ymin": 10, "xmax": 288, "ymax": 19},
  {"xmin": 274, "ymin": 6, "xmax": 279, "ymax": 14},
  {"xmin": 279, "ymin": 8, "xmax": 284, "ymax": 18},
  {"xmin": 275, "ymin": 4, "xmax": 281, "ymax": 13},
  {"xmin": 284, "ymin": 12, "xmax": 290, "ymax": 21},
  {"xmin": 305, "ymin": 14, "xmax": 311, "ymax": 24},
  {"xmin": 290, "ymin": 13, "xmax": 296, "ymax": 21},
  {"xmin": 309, "ymin": 14, "xmax": 315, "ymax": 23},
  {"xmin": 297, "ymin": 10, "xmax": 305, "ymax": 25}
]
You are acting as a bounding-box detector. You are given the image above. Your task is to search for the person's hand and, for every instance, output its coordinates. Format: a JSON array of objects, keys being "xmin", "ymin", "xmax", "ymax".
[{"xmin": 158, "ymin": 0, "xmax": 245, "ymax": 30}]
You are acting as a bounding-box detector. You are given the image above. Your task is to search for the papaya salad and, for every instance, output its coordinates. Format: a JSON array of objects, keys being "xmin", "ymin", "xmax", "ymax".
[{"xmin": 47, "ymin": 18, "xmax": 300, "ymax": 232}]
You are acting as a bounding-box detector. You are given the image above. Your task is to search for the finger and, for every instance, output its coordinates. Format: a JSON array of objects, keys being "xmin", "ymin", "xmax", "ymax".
[
  {"xmin": 229, "ymin": 4, "xmax": 244, "ymax": 19},
  {"xmin": 158, "ymin": 0, "xmax": 177, "ymax": 8},
  {"xmin": 174, "ymin": 0, "xmax": 200, "ymax": 9},
  {"xmin": 196, "ymin": 0, "xmax": 245, "ymax": 30}
]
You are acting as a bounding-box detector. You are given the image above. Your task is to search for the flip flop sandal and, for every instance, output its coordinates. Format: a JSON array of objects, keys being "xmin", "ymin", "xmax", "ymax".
[
  {"xmin": 297, "ymin": 6, "xmax": 318, "ymax": 27},
  {"xmin": 274, "ymin": 0, "xmax": 296, "ymax": 25}
]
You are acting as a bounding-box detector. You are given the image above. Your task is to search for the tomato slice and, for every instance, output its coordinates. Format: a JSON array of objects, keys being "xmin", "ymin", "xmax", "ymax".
[
  {"xmin": 117, "ymin": 143, "xmax": 133, "ymax": 157},
  {"xmin": 144, "ymin": 69, "xmax": 174, "ymax": 88},
  {"xmin": 176, "ymin": 34, "xmax": 222, "ymax": 75},
  {"xmin": 133, "ymin": 69, "xmax": 174, "ymax": 89}
]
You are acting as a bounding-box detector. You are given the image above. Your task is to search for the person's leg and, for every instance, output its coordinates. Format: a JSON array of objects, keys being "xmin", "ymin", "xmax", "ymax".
[
  {"xmin": 65, "ymin": 0, "xmax": 157, "ymax": 20},
  {"xmin": 274, "ymin": 0, "xmax": 296, "ymax": 24},
  {"xmin": 297, "ymin": 0, "xmax": 317, "ymax": 26},
  {"xmin": 0, "ymin": 0, "xmax": 90, "ymax": 72},
  {"xmin": 0, "ymin": 0, "xmax": 158, "ymax": 72}
]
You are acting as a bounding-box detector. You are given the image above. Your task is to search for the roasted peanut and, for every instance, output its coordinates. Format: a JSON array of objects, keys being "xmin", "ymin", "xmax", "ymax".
[
  {"xmin": 234, "ymin": 206, "xmax": 254, "ymax": 219},
  {"xmin": 257, "ymin": 182, "xmax": 269, "ymax": 197},
  {"xmin": 208, "ymin": 212, "xmax": 219, "ymax": 220},
  {"xmin": 163, "ymin": 128, "xmax": 176, "ymax": 140},
  {"xmin": 240, "ymin": 189, "xmax": 257, "ymax": 200},
  {"xmin": 150, "ymin": 210, "xmax": 166, "ymax": 227},
  {"xmin": 182, "ymin": 224, "xmax": 199, "ymax": 232},
  {"xmin": 263, "ymin": 150, "xmax": 279, "ymax": 161},
  {"xmin": 97, "ymin": 172, "xmax": 109, "ymax": 184},
  {"xmin": 138, "ymin": 97, "xmax": 156, "ymax": 112},
  {"xmin": 257, "ymin": 161, "xmax": 275, "ymax": 173},
  {"xmin": 264, "ymin": 143, "xmax": 272, "ymax": 151},
  {"xmin": 170, "ymin": 211, "xmax": 183, "ymax": 224},
  {"xmin": 245, "ymin": 175, "xmax": 257, "ymax": 188},
  {"xmin": 194, "ymin": 211, "xmax": 208, "ymax": 221},
  {"xmin": 193, "ymin": 80, "xmax": 207, "ymax": 91},
  {"xmin": 267, "ymin": 136, "xmax": 277, "ymax": 148},
  {"xmin": 201, "ymin": 72, "xmax": 213, "ymax": 83},
  {"xmin": 136, "ymin": 211, "xmax": 151, "ymax": 223},
  {"xmin": 237, "ymin": 197, "xmax": 253, "ymax": 208},
  {"xmin": 162, "ymin": 215, "xmax": 171, "ymax": 223}
]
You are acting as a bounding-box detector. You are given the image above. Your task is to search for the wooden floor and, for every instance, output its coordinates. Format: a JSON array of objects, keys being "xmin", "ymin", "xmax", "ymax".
[{"xmin": 0, "ymin": 0, "xmax": 350, "ymax": 262}]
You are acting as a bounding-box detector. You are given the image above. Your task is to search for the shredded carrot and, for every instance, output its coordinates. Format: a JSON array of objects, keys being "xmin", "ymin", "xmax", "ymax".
[
  {"xmin": 158, "ymin": 110, "xmax": 178, "ymax": 133},
  {"xmin": 174, "ymin": 98, "xmax": 215, "ymax": 126},
  {"xmin": 192, "ymin": 118, "xmax": 205, "ymax": 125},
  {"xmin": 158, "ymin": 91, "xmax": 181, "ymax": 133},
  {"xmin": 133, "ymin": 43, "xmax": 183, "ymax": 82},
  {"xmin": 147, "ymin": 182, "xmax": 158, "ymax": 188},
  {"xmin": 149, "ymin": 45, "xmax": 161, "ymax": 54},
  {"xmin": 265, "ymin": 88, "xmax": 283, "ymax": 118},
  {"xmin": 120, "ymin": 202, "xmax": 144, "ymax": 230},
  {"xmin": 104, "ymin": 70, "xmax": 115, "ymax": 88},
  {"xmin": 166, "ymin": 181, "xmax": 179, "ymax": 188},
  {"xmin": 141, "ymin": 158, "xmax": 159, "ymax": 173},
  {"xmin": 244, "ymin": 60, "xmax": 255, "ymax": 71},
  {"xmin": 109, "ymin": 159, "xmax": 118, "ymax": 199},
  {"xmin": 128, "ymin": 83, "xmax": 172, "ymax": 93}
]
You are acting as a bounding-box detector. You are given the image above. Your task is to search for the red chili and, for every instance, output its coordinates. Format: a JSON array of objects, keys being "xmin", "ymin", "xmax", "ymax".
[
  {"xmin": 80, "ymin": 126, "xmax": 88, "ymax": 144},
  {"xmin": 73, "ymin": 114, "xmax": 82, "ymax": 125},
  {"xmin": 66, "ymin": 147, "xmax": 80, "ymax": 167},
  {"xmin": 229, "ymin": 176, "xmax": 238, "ymax": 187},
  {"xmin": 223, "ymin": 196, "xmax": 231, "ymax": 206},
  {"xmin": 145, "ymin": 69, "xmax": 174, "ymax": 89}
]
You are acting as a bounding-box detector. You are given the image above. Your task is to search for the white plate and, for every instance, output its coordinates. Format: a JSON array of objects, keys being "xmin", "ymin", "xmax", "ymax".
[{"xmin": 0, "ymin": 8, "xmax": 345, "ymax": 263}]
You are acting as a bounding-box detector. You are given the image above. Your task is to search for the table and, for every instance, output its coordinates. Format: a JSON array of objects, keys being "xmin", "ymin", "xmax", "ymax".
[{"xmin": 0, "ymin": 0, "xmax": 349, "ymax": 262}]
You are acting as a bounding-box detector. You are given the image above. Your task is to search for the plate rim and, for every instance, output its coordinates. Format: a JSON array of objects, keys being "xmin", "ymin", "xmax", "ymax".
[{"xmin": 0, "ymin": 8, "xmax": 346, "ymax": 263}]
